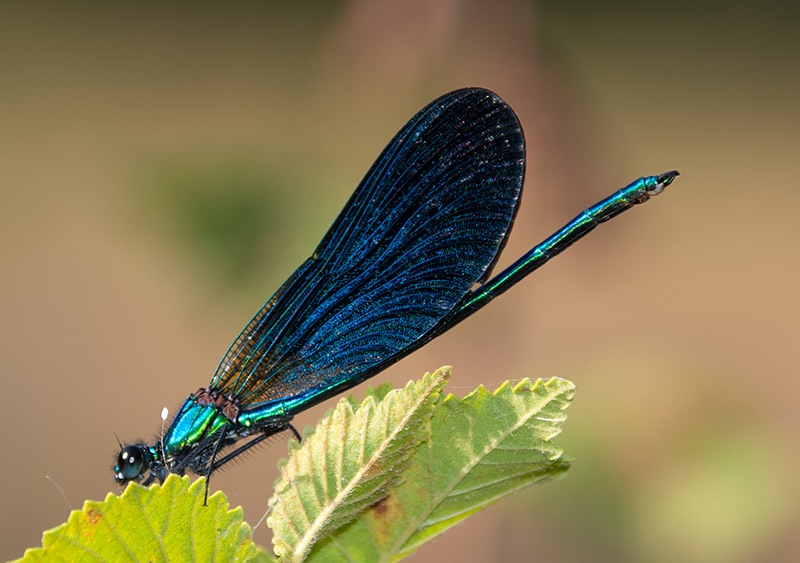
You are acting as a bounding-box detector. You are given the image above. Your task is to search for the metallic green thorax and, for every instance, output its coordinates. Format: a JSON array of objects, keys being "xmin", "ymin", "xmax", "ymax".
[
  {"xmin": 163, "ymin": 399, "xmax": 231, "ymax": 456},
  {"xmin": 162, "ymin": 394, "xmax": 294, "ymax": 458}
]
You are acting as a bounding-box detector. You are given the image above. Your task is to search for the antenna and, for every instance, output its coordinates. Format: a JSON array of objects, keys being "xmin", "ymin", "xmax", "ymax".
[{"xmin": 46, "ymin": 475, "xmax": 73, "ymax": 512}]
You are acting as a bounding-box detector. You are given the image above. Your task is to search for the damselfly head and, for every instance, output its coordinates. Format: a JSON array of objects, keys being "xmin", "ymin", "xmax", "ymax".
[{"xmin": 114, "ymin": 443, "xmax": 161, "ymax": 485}]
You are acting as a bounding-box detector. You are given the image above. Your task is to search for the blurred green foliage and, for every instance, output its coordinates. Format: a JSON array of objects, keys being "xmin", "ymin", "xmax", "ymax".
[{"xmin": 138, "ymin": 157, "xmax": 289, "ymax": 287}]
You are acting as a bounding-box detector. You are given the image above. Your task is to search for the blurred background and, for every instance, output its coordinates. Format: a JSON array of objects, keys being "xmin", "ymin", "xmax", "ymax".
[{"xmin": 2, "ymin": 1, "xmax": 798, "ymax": 561}]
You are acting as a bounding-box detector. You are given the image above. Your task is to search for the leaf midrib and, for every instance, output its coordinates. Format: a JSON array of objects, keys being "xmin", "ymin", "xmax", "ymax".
[{"xmin": 292, "ymin": 379, "xmax": 440, "ymax": 561}]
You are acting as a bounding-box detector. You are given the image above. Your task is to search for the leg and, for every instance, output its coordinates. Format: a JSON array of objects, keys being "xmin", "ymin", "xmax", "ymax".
[
  {"xmin": 203, "ymin": 429, "xmax": 228, "ymax": 505},
  {"xmin": 209, "ymin": 423, "xmax": 299, "ymax": 473}
]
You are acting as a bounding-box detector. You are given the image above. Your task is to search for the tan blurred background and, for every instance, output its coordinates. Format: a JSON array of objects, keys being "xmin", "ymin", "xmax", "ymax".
[{"xmin": 2, "ymin": 1, "xmax": 798, "ymax": 561}]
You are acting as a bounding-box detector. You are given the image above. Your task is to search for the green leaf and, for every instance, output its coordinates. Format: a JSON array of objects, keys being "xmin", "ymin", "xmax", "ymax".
[
  {"xmin": 303, "ymin": 376, "xmax": 575, "ymax": 561},
  {"xmin": 398, "ymin": 377, "xmax": 573, "ymax": 557},
  {"xmin": 17, "ymin": 475, "xmax": 255, "ymax": 563},
  {"xmin": 268, "ymin": 368, "xmax": 450, "ymax": 561}
]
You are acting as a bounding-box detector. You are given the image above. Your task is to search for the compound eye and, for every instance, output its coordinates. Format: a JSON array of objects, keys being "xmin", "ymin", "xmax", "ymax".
[{"xmin": 115, "ymin": 445, "xmax": 145, "ymax": 482}]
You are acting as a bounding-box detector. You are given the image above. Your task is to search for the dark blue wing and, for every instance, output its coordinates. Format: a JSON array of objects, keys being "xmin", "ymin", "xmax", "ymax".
[{"xmin": 208, "ymin": 88, "xmax": 525, "ymax": 410}]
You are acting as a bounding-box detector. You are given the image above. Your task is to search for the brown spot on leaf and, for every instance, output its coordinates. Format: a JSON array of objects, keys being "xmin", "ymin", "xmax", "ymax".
[
  {"xmin": 371, "ymin": 495, "xmax": 390, "ymax": 516},
  {"xmin": 367, "ymin": 492, "xmax": 401, "ymax": 544},
  {"xmin": 87, "ymin": 509, "xmax": 102, "ymax": 525}
]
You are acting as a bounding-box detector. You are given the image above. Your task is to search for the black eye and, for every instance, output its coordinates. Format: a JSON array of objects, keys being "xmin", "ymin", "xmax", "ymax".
[{"xmin": 115, "ymin": 445, "xmax": 145, "ymax": 483}]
